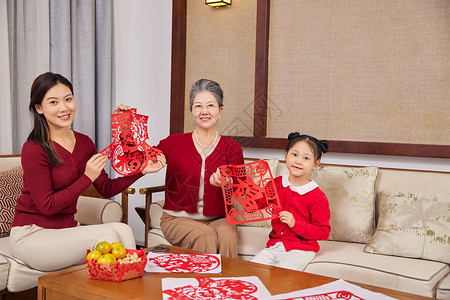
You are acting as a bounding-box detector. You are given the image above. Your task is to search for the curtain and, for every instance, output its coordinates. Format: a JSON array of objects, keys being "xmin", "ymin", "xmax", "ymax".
[
  {"xmin": 1, "ymin": 0, "xmax": 115, "ymax": 176},
  {"xmin": 0, "ymin": 0, "xmax": 50, "ymax": 155},
  {"xmin": 49, "ymin": 0, "xmax": 115, "ymax": 157}
]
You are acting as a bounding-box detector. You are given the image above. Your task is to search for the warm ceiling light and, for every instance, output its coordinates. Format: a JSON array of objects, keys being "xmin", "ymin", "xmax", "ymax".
[{"xmin": 205, "ymin": 0, "xmax": 231, "ymax": 8}]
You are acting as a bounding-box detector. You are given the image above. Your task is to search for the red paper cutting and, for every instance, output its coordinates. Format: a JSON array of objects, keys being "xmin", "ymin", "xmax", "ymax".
[
  {"xmin": 162, "ymin": 276, "xmax": 258, "ymax": 300},
  {"xmin": 282, "ymin": 290, "xmax": 364, "ymax": 300},
  {"xmin": 100, "ymin": 108, "xmax": 162, "ymax": 176},
  {"xmin": 150, "ymin": 253, "xmax": 220, "ymax": 273},
  {"xmin": 219, "ymin": 160, "xmax": 281, "ymax": 225}
]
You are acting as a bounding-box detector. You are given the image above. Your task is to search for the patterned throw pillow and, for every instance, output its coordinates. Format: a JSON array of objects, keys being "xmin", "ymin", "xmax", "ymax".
[
  {"xmin": 0, "ymin": 167, "xmax": 23, "ymax": 237},
  {"xmin": 237, "ymin": 158, "xmax": 279, "ymax": 228},
  {"xmin": 365, "ymin": 191, "xmax": 450, "ymax": 264},
  {"xmin": 308, "ymin": 166, "xmax": 379, "ymax": 243}
]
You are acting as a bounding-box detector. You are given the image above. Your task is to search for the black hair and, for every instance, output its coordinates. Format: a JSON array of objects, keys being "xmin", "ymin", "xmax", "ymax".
[
  {"xmin": 285, "ymin": 132, "xmax": 329, "ymax": 161},
  {"xmin": 27, "ymin": 72, "xmax": 74, "ymax": 166}
]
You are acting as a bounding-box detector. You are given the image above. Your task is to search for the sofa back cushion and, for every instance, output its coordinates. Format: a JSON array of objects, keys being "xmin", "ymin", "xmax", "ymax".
[
  {"xmin": 0, "ymin": 166, "xmax": 23, "ymax": 237},
  {"xmin": 365, "ymin": 191, "xmax": 450, "ymax": 264},
  {"xmin": 0, "ymin": 156, "xmax": 21, "ymax": 172},
  {"xmin": 308, "ymin": 166, "xmax": 379, "ymax": 243}
]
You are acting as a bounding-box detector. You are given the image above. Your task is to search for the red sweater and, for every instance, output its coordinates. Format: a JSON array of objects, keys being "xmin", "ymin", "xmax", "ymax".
[
  {"xmin": 266, "ymin": 176, "xmax": 331, "ymax": 252},
  {"xmin": 12, "ymin": 131, "xmax": 143, "ymax": 229},
  {"xmin": 156, "ymin": 133, "xmax": 244, "ymax": 216}
]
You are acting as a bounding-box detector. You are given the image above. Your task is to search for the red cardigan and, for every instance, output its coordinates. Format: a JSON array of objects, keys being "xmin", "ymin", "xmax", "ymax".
[
  {"xmin": 12, "ymin": 131, "xmax": 143, "ymax": 229},
  {"xmin": 156, "ymin": 133, "xmax": 244, "ymax": 216},
  {"xmin": 266, "ymin": 176, "xmax": 331, "ymax": 252}
]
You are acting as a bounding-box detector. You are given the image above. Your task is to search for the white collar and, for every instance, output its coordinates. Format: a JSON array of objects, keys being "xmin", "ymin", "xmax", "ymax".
[{"xmin": 282, "ymin": 174, "xmax": 318, "ymax": 195}]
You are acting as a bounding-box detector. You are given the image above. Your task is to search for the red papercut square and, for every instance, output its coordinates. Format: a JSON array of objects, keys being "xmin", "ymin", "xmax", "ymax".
[{"xmin": 219, "ymin": 160, "xmax": 280, "ymax": 225}]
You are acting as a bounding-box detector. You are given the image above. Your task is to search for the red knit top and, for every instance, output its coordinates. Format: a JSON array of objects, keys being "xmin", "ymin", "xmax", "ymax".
[
  {"xmin": 12, "ymin": 131, "xmax": 143, "ymax": 229},
  {"xmin": 156, "ymin": 133, "xmax": 244, "ymax": 216},
  {"xmin": 266, "ymin": 176, "xmax": 331, "ymax": 252}
]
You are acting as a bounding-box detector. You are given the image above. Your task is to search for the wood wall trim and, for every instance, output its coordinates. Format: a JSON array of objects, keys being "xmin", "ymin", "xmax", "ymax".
[
  {"xmin": 170, "ymin": 0, "xmax": 450, "ymax": 159},
  {"xmin": 253, "ymin": 0, "xmax": 270, "ymax": 137},
  {"xmin": 226, "ymin": 136, "xmax": 450, "ymax": 159},
  {"xmin": 170, "ymin": 0, "xmax": 187, "ymax": 134}
]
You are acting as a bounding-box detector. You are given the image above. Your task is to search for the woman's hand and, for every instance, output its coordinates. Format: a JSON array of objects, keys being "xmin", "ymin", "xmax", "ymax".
[
  {"xmin": 209, "ymin": 169, "xmax": 223, "ymax": 187},
  {"xmin": 209, "ymin": 168, "xmax": 228, "ymax": 187},
  {"xmin": 114, "ymin": 104, "xmax": 132, "ymax": 114},
  {"xmin": 279, "ymin": 211, "xmax": 295, "ymax": 228},
  {"xmin": 142, "ymin": 154, "xmax": 166, "ymax": 174},
  {"xmin": 84, "ymin": 153, "xmax": 108, "ymax": 182}
]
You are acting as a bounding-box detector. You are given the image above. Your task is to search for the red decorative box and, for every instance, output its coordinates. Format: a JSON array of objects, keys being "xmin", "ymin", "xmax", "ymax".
[{"xmin": 85, "ymin": 248, "xmax": 147, "ymax": 282}]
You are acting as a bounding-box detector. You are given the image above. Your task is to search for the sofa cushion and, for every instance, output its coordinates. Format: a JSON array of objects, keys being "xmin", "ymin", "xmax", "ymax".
[
  {"xmin": 147, "ymin": 228, "xmax": 171, "ymax": 248},
  {"xmin": 305, "ymin": 240, "xmax": 449, "ymax": 298},
  {"xmin": 437, "ymin": 272, "xmax": 450, "ymax": 300},
  {"xmin": 308, "ymin": 166, "xmax": 378, "ymax": 243},
  {"xmin": 0, "ymin": 237, "xmax": 51, "ymax": 292},
  {"xmin": 0, "ymin": 167, "xmax": 23, "ymax": 237},
  {"xmin": 365, "ymin": 191, "xmax": 450, "ymax": 264},
  {"xmin": 237, "ymin": 226, "xmax": 271, "ymax": 261},
  {"xmin": 0, "ymin": 253, "xmax": 8, "ymax": 291}
]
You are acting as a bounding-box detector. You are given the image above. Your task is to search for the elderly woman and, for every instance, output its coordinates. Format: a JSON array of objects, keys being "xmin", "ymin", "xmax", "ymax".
[{"xmin": 156, "ymin": 78, "xmax": 244, "ymax": 258}]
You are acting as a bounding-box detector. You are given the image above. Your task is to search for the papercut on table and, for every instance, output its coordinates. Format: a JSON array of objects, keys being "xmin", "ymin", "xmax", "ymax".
[
  {"xmin": 100, "ymin": 108, "xmax": 162, "ymax": 175},
  {"xmin": 219, "ymin": 160, "xmax": 281, "ymax": 225},
  {"xmin": 145, "ymin": 253, "xmax": 222, "ymax": 273},
  {"xmin": 161, "ymin": 276, "xmax": 272, "ymax": 300},
  {"xmin": 272, "ymin": 279, "xmax": 396, "ymax": 300}
]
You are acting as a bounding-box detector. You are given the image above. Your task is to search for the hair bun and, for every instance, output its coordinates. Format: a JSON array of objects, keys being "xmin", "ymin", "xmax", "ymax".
[
  {"xmin": 288, "ymin": 132, "xmax": 300, "ymax": 140},
  {"xmin": 320, "ymin": 140, "xmax": 330, "ymax": 153}
]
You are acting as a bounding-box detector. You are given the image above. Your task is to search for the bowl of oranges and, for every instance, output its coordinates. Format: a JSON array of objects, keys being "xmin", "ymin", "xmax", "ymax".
[{"xmin": 85, "ymin": 241, "xmax": 147, "ymax": 281}]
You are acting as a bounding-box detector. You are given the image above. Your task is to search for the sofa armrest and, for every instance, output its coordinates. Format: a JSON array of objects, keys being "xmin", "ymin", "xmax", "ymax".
[
  {"xmin": 75, "ymin": 196, "xmax": 122, "ymax": 224},
  {"xmin": 75, "ymin": 186, "xmax": 136, "ymax": 225},
  {"xmin": 139, "ymin": 185, "xmax": 165, "ymax": 247}
]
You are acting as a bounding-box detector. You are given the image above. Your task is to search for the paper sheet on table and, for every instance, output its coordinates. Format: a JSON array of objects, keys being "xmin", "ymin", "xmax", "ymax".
[
  {"xmin": 271, "ymin": 279, "xmax": 397, "ymax": 300},
  {"xmin": 145, "ymin": 253, "xmax": 222, "ymax": 273},
  {"xmin": 162, "ymin": 276, "xmax": 273, "ymax": 300}
]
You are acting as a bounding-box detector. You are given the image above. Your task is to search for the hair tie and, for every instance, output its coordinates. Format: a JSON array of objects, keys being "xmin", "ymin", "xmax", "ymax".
[
  {"xmin": 320, "ymin": 140, "xmax": 330, "ymax": 153},
  {"xmin": 288, "ymin": 132, "xmax": 301, "ymax": 140}
]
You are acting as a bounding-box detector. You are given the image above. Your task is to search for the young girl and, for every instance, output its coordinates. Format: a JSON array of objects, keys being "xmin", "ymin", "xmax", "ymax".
[
  {"xmin": 251, "ymin": 132, "xmax": 331, "ymax": 271},
  {"xmin": 9, "ymin": 72, "xmax": 166, "ymax": 271}
]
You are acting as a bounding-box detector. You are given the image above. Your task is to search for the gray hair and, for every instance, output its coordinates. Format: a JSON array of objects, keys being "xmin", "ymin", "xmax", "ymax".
[{"xmin": 189, "ymin": 79, "xmax": 224, "ymax": 109}]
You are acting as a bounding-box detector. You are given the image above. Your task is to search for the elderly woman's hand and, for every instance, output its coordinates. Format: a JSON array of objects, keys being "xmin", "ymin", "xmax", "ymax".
[
  {"xmin": 209, "ymin": 169, "xmax": 223, "ymax": 187},
  {"xmin": 114, "ymin": 104, "xmax": 132, "ymax": 114},
  {"xmin": 142, "ymin": 154, "xmax": 167, "ymax": 174}
]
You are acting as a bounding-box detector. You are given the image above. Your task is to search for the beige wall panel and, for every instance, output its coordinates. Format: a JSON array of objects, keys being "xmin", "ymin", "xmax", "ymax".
[
  {"xmin": 267, "ymin": 0, "xmax": 450, "ymax": 145},
  {"xmin": 184, "ymin": 0, "xmax": 257, "ymax": 137}
]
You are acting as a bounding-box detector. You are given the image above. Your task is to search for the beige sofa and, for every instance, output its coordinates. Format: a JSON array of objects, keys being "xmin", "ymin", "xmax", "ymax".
[
  {"xmin": 141, "ymin": 158, "xmax": 450, "ymax": 299},
  {"xmin": 0, "ymin": 155, "xmax": 134, "ymax": 297}
]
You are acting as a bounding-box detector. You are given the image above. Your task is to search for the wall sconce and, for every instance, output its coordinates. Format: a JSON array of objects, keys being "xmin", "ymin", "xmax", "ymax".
[{"xmin": 205, "ymin": 0, "xmax": 231, "ymax": 8}]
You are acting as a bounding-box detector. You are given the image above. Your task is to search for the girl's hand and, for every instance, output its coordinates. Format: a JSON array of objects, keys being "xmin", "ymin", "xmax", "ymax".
[
  {"xmin": 84, "ymin": 153, "xmax": 108, "ymax": 182},
  {"xmin": 209, "ymin": 169, "xmax": 223, "ymax": 187},
  {"xmin": 114, "ymin": 104, "xmax": 132, "ymax": 114},
  {"xmin": 142, "ymin": 154, "xmax": 166, "ymax": 174},
  {"xmin": 279, "ymin": 211, "xmax": 295, "ymax": 228}
]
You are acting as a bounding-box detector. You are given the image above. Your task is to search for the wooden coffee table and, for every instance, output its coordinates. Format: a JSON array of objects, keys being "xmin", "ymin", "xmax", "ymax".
[{"xmin": 38, "ymin": 245, "xmax": 432, "ymax": 299}]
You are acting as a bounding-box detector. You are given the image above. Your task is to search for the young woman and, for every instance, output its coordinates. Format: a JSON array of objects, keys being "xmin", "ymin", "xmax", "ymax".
[
  {"xmin": 156, "ymin": 79, "xmax": 244, "ymax": 258},
  {"xmin": 251, "ymin": 132, "xmax": 331, "ymax": 270},
  {"xmin": 9, "ymin": 72, "xmax": 165, "ymax": 271}
]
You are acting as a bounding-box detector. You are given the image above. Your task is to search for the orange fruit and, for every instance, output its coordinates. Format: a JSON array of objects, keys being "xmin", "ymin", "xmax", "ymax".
[
  {"xmin": 86, "ymin": 250, "xmax": 102, "ymax": 261},
  {"xmin": 110, "ymin": 242, "xmax": 123, "ymax": 249},
  {"xmin": 97, "ymin": 253, "xmax": 116, "ymax": 264},
  {"xmin": 111, "ymin": 246, "xmax": 127, "ymax": 259},
  {"xmin": 95, "ymin": 241, "xmax": 112, "ymax": 255}
]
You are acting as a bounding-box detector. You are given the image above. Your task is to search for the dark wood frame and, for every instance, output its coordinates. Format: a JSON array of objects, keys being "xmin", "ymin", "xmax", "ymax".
[{"xmin": 170, "ymin": 0, "xmax": 450, "ymax": 159}]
